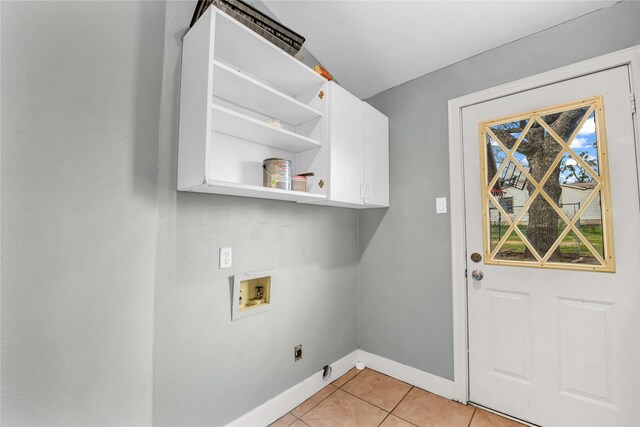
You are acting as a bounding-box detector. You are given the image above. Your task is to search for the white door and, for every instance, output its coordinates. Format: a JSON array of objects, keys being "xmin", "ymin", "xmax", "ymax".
[{"xmin": 462, "ymin": 66, "xmax": 639, "ymax": 426}]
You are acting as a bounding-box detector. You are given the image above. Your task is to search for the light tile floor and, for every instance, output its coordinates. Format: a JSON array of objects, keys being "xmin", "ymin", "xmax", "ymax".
[{"xmin": 270, "ymin": 368, "xmax": 525, "ymax": 427}]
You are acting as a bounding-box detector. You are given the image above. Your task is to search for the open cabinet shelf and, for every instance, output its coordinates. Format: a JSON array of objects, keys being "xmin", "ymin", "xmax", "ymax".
[
  {"xmin": 185, "ymin": 180, "xmax": 327, "ymax": 203},
  {"xmin": 178, "ymin": 7, "xmax": 329, "ymax": 201},
  {"xmin": 211, "ymin": 104, "xmax": 321, "ymax": 152},
  {"xmin": 212, "ymin": 10, "xmax": 325, "ymax": 96},
  {"xmin": 212, "ymin": 60, "xmax": 322, "ymax": 126}
]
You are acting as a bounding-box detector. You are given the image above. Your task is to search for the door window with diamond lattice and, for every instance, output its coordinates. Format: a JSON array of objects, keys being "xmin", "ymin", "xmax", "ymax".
[{"xmin": 480, "ymin": 97, "xmax": 614, "ymax": 271}]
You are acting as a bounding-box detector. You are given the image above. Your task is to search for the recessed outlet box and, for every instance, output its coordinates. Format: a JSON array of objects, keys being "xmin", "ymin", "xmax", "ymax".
[
  {"xmin": 231, "ymin": 270, "xmax": 273, "ymax": 321},
  {"xmin": 294, "ymin": 345, "xmax": 302, "ymax": 361}
]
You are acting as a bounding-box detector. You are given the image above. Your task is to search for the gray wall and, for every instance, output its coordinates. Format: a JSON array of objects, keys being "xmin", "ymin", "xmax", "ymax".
[
  {"xmin": 359, "ymin": 0, "xmax": 640, "ymax": 381},
  {"xmin": 1, "ymin": 1, "xmax": 165, "ymax": 425},
  {"xmin": 152, "ymin": 2, "xmax": 358, "ymax": 426}
]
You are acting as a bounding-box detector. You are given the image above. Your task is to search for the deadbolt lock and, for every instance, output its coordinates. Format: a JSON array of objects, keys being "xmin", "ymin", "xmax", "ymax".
[{"xmin": 471, "ymin": 252, "xmax": 482, "ymax": 262}]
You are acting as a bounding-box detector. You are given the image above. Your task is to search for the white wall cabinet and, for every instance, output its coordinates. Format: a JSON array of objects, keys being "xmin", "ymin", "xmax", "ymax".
[
  {"xmin": 363, "ymin": 103, "xmax": 390, "ymax": 207},
  {"xmin": 324, "ymin": 82, "xmax": 365, "ymax": 206},
  {"xmin": 305, "ymin": 82, "xmax": 389, "ymax": 209},
  {"xmin": 177, "ymin": 8, "xmax": 328, "ymax": 202},
  {"xmin": 177, "ymin": 8, "xmax": 389, "ymax": 209}
]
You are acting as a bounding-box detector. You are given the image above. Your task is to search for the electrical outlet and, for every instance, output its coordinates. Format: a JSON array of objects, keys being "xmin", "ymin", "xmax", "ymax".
[
  {"xmin": 294, "ymin": 345, "xmax": 302, "ymax": 361},
  {"xmin": 219, "ymin": 247, "xmax": 232, "ymax": 269},
  {"xmin": 436, "ymin": 197, "xmax": 447, "ymax": 214}
]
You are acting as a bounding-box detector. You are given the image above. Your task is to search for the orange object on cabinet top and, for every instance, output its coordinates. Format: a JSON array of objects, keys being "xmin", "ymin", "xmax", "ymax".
[{"xmin": 313, "ymin": 65, "xmax": 334, "ymax": 81}]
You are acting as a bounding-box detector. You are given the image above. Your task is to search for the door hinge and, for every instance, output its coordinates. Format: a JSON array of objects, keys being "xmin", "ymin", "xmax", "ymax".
[{"xmin": 631, "ymin": 93, "xmax": 637, "ymax": 114}]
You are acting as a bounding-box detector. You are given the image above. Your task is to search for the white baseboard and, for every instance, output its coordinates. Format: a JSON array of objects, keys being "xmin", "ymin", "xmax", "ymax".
[
  {"xmin": 355, "ymin": 350, "xmax": 455, "ymax": 400},
  {"xmin": 225, "ymin": 350, "xmax": 359, "ymax": 427},
  {"xmin": 226, "ymin": 349, "xmax": 455, "ymax": 426}
]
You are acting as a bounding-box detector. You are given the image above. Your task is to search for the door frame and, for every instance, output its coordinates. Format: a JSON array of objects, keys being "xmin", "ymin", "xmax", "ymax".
[{"xmin": 447, "ymin": 45, "xmax": 640, "ymax": 404}]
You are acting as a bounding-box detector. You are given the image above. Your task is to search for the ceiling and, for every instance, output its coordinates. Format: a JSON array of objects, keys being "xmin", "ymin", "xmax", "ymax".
[{"xmin": 263, "ymin": 1, "xmax": 618, "ymax": 99}]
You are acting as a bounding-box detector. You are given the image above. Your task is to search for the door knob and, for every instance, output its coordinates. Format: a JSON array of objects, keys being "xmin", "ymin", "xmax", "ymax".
[{"xmin": 471, "ymin": 269, "xmax": 484, "ymax": 281}]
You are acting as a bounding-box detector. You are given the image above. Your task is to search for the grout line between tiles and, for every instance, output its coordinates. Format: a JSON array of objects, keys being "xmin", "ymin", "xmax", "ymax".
[
  {"xmin": 268, "ymin": 413, "xmax": 297, "ymax": 427},
  {"xmin": 292, "ymin": 384, "xmax": 338, "ymax": 420},
  {"xmin": 267, "ymin": 412, "xmax": 298, "ymax": 427},
  {"xmin": 388, "ymin": 413, "xmax": 420, "ymax": 427},
  {"xmin": 377, "ymin": 413, "xmax": 391, "ymax": 426},
  {"xmin": 377, "ymin": 386, "xmax": 418, "ymax": 427},
  {"xmin": 333, "ymin": 367, "xmax": 365, "ymax": 389},
  {"xmin": 467, "ymin": 407, "xmax": 477, "ymax": 427},
  {"xmin": 363, "ymin": 368, "xmax": 413, "ymax": 388},
  {"xmin": 338, "ymin": 387, "xmax": 392, "ymax": 414},
  {"xmin": 387, "ymin": 387, "xmax": 421, "ymax": 427},
  {"xmin": 336, "ymin": 369, "xmax": 415, "ymax": 416},
  {"xmin": 390, "ymin": 385, "xmax": 414, "ymax": 414}
]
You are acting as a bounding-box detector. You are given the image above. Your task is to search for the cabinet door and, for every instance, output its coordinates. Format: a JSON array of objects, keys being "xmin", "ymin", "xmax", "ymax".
[
  {"xmin": 328, "ymin": 83, "xmax": 365, "ymax": 205},
  {"xmin": 363, "ymin": 103, "xmax": 389, "ymax": 207}
]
